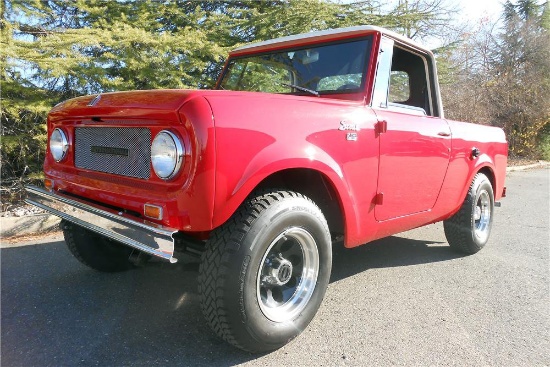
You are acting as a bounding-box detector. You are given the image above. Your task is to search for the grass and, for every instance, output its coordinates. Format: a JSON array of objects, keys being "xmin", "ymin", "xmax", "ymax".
[{"xmin": 540, "ymin": 134, "xmax": 550, "ymax": 161}]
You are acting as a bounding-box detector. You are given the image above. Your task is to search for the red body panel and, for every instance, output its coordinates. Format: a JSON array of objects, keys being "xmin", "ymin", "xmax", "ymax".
[
  {"xmin": 373, "ymin": 109, "xmax": 452, "ymax": 221},
  {"xmin": 43, "ymin": 28, "xmax": 508, "ymax": 247},
  {"xmin": 45, "ymin": 90, "xmax": 217, "ymax": 231},
  {"xmin": 205, "ymin": 92, "xmax": 378, "ymax": 246}
]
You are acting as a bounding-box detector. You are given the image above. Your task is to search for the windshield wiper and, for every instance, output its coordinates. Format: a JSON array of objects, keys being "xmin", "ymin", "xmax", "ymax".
[{"xmin": 281, "ymin": 83, "xmax": 320, "ymax": 97}]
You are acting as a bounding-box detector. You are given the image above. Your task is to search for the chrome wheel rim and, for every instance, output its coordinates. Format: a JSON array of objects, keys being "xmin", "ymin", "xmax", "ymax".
[
  {"xmin": 257, "ymin": 227, "xmax": 319, "ymax": 323},
  {"xmin": 474, "ymin": 190, "xmax": 491, "ymax": 241}
]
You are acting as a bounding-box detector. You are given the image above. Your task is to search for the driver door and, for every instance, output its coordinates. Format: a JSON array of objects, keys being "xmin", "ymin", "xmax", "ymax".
[{"xmin": 371, "ymin": 37, "xmax": 451, "ymax": 221}]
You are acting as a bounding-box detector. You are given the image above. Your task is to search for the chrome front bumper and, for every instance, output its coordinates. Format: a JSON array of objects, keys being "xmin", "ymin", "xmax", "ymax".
[{"xmin": 25, "ymin": 185, "xmax": 178, "ymax": 263}]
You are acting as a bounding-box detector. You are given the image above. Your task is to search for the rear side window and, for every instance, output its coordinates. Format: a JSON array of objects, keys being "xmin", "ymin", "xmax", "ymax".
[
  {"xmin": 388, "ymin": 70, "xmax": 410, "ymax": 103},
  {"xmin": 388, "ymin": 47, "xmax": 432, "ymax": 115}
]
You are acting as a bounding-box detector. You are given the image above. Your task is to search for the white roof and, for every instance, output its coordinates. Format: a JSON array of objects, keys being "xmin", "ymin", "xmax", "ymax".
[{"xmin": 232, "ymin": 25, "xmax": 431, "ymax": 55}]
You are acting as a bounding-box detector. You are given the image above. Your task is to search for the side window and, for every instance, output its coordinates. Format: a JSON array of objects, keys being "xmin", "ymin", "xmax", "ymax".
[
  {"xmin": 388, "ymin": 71, "xmax": 410, "ymax": 103},
  {"xmin": 388, "ymin": 46, "xmax": 432, "ymax": 116}
]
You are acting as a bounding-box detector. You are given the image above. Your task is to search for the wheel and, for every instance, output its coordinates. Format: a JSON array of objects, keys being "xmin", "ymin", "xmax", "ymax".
[
  {"xmin": 198, "ymin": 190, "xmax": 332, "ymax": 353},
  {"xmin": 443, "ymin": 173, "xmax": 494, "ymax": 254},
  {"xmin": 62, "ymin": 220, "xmax": 136, "ymax": 272}
]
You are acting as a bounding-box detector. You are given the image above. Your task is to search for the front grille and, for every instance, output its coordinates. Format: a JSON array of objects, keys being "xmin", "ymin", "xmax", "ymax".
[{"xmin": 75, "ymin": 127, "xmax": 151, "ymax": 179}]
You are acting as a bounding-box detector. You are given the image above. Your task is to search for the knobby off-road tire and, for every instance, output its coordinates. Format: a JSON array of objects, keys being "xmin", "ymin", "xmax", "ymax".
[
  {"xmin": 62, "ymin": 220, "xmax": 136, "ymax": 272},
  {"xmin": 443, "ymin": 173, "xmax": 494, "ymax": 254},
  {"xmin": 198, "ymin": 190, "xmax": 332, "ymax": 353}
]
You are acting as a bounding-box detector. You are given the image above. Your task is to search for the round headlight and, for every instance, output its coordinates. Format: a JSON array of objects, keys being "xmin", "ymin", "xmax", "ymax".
[
  {"xmin": 151, "ymin": 130, "xmax": 184, "ymax": 180},
  {"xmin": 50, "ymin": 128, "xmax": 69, "ymax": 162}
]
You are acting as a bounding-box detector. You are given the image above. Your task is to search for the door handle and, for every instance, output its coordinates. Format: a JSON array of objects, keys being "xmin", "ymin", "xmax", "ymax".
[
  {"xmin": 376, "ymin": 120, "xmax": 388, "ymax": 135},
  {"xmin": 437, "ymin": 131, "xmax": 451, "ymax": 137}
]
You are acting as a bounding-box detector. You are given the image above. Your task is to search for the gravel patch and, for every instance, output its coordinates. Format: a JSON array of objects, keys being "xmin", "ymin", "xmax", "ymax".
[{"xmin": 1, "ymin": 203, "xmax": 46, "ymax": 218}]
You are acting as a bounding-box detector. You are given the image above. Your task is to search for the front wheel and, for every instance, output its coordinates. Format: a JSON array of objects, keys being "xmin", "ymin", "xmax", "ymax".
[
  {"xmin": 62, "ymin": 220, "xmax": 137, "ymax": 272},
  {"xmin": 444, "ymin": 173, "xmax": 494, "ymax": 254},
  {"xmin": 198, "ymin": 190, "xmax": 331, "ymax": 353}
]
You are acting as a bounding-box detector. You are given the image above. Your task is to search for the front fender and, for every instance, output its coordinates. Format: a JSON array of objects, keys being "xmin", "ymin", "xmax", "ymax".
[{"xmin": 211, "ymin": 145, "xmax": 358, "ymax": 239}]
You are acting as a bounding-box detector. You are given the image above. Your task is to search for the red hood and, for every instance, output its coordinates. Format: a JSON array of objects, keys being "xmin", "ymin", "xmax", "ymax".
[
  {"xmin": 47, "ymin": 88, "xmax": 346, "ymax": 123},
  {"xmin": 48, "ymin": 89, "xmax": 207, "ymax": 122}
]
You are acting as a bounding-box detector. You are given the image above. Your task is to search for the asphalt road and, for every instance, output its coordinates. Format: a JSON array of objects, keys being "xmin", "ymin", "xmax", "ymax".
[{"xmin": 2, "ymin": 167, "xmax": 549, "ymax": 367}]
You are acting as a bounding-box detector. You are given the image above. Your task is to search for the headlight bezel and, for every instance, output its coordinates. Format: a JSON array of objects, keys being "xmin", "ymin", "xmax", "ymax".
[
  {"xmin": 50, "ymin": 128, "xmax": 69, "ymax": 162},
  {"xmin": 151, "ymin": 130, "xmax": 184, "ymax": 180}
]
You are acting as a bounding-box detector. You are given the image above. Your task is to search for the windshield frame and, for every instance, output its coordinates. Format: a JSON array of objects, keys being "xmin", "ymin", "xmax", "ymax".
[{"xmin": 216, "ymin": 36, "xmax": 373, "ymax": 98}]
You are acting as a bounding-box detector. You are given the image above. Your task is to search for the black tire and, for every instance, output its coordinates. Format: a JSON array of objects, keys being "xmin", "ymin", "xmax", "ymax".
[
  {"xmin": 443, "ymin": 173, "xmax": 494, "ymax": 254},
  {"xmin": 62, "ymin": 220, "xmax": 136, "ymax": 272},
  {"xmin": 198, "ymin": 190, "xmax": 332, "ymax": 353}
]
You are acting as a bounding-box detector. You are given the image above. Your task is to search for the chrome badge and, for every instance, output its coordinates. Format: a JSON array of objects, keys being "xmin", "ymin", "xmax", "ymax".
[
  {"xmin": 87, "ymin": 94, "xmax": 102, "ymax": 106},
  {"xmin": 339, "ymin": 120, "xmax": 359, "ymax": 141},
  {"xmin": 346, "ymin": 133, "xmax": 358, "ymax": 141},
  {"xmin": 338, "ymin": 120, "xmax": 359, "ymax": 131}
]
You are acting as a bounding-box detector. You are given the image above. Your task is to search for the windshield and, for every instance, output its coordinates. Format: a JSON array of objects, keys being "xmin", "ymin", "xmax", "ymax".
[{"xmin": 218, "ymin": 37, "xmax": 371, "ymax": 96}]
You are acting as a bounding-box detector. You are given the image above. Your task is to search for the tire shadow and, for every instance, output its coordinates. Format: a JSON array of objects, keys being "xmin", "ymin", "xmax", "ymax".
[
  {"xmin": 1, "ymin": 240, "xmax": 259, "ymax": 367},
  {"xmin": 1, "ymin": 235, "xmax": 462, "ymax": 366},
  {"xmin": 330, "ymin": 236, "xmax": 463, "ymax": 283}
]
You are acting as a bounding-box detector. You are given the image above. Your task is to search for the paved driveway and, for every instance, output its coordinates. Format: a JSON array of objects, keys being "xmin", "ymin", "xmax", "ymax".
[{"xmin": 2, "ymin": 167, "xmax": 549, "ymax": 366}]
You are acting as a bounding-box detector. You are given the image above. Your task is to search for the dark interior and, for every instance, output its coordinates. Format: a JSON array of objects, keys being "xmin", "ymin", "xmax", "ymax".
[{"xmin": 390, "ymin": 47, "xmax": 430, "ymax": 114}]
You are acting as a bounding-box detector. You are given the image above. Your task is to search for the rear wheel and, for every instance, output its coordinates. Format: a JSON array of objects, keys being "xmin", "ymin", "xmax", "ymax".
[
  {"xmin": 198, "ymin": 190, "xmax": 331, "ymax": 353},
  {"xmin": 444, "ymin": 173, "xmax": 494, "ymax": 254},
  {"xmin": 62, "ymin": 220, "xmax": 136, "ymax": 272}
]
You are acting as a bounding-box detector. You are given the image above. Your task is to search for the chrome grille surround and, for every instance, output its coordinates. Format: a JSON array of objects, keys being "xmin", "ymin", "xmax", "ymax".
[{"xmin": 75, "ymin": 127, "xmax": 151, "ymax": 179}]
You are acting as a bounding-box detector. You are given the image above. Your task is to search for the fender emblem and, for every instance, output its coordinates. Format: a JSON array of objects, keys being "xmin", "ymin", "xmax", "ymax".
[
  {"xmin": 346, "ymin": 133, "xmax": 358, "ymax": 141},
  {"xmin": 338, "ymin": 120, "xmax": 359, "ymax": 131}
]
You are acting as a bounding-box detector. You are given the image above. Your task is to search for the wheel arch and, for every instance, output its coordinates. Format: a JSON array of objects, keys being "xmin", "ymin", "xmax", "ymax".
[
  {"xmin": 255, "ymin": 168, "xmax": 346, "ymax": 240},
  {"xmin": 477, "ymin": 165, "xmax": 496, "ymax": 197},
  {"xmin": 444, "ymin": 162, "xmax": 497, "ymax": 221},
  {"xmin": 212, "ymin": 164, "xmax": 353, "ymax": 247},
  {"xmin": 463, "ymin": 157, "xmax": 497, "ymax": 203}
]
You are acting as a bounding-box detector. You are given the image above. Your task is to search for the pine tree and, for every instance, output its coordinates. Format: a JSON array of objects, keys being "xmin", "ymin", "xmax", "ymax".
[
  {"xmin": 488, "ymin": 0, "xmax": 550, "ymax": 156},
  {"xmin": 1, "ymin": 0, "xmax": 466, "ymax": 203}
]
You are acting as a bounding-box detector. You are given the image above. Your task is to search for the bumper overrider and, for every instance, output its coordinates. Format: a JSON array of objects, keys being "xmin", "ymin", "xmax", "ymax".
[{"xmin": 25, "ymin": 185, "xmax": 178, "ymax": 263}]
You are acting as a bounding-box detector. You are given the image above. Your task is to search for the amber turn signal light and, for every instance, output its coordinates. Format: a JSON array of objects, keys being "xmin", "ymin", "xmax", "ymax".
[
  {"xmin": 44, "ymin": 178, "xmax": 54, "ymax": 191},
  {"xmin": 144, "ymin": 204, "xmax": 163, "ymax": 220}
]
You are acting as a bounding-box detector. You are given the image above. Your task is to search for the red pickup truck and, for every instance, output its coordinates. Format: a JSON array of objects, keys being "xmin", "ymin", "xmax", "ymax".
[{"xmin": 26, "ymin": 25, "xmax": 507, "ymax": 352}]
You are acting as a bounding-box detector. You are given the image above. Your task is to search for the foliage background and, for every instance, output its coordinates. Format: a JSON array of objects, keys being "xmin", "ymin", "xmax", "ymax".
[{"xmin": 1, "ymin": 0, "xmax": 549, "ymax": 206}]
